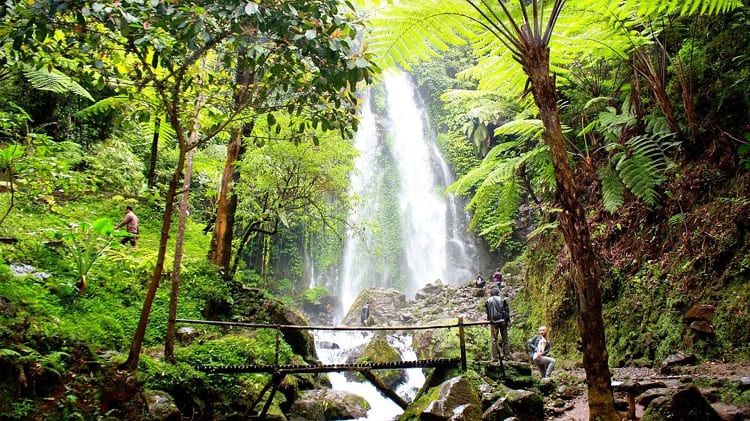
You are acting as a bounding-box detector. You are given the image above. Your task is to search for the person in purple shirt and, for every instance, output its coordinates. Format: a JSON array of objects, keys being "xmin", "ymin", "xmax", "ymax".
[{"xmin": 492, "ymin": 268, "xmax": 503, "ymax": 287}]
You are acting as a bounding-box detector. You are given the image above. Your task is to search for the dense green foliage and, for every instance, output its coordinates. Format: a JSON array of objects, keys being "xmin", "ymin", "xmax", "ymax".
[
  {"xmin": 372, "ymin": 0, "xmax": 750, "ymax": 368},
  {"xmin": 1, "ymin": 0, "xmax": 749, "ymax": 418}
]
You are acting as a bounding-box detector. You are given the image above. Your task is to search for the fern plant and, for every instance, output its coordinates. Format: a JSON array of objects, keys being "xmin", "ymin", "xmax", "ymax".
[
  {"xmin": 587, "ymin": 106, "xmax": 676, "ymax": 211},
  {"xmin": 21, "ymin": 65, "xmax": 94, "ymax": 102},
  {"xmin": 448, "ymin": 119, "xmax": 554, "ymax": 248}
]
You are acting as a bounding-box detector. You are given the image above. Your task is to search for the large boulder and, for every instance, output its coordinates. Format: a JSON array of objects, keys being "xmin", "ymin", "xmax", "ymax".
[
  {"xmin": 144, "ymin": 390, "xmax": 180, "ymax": 421},
  {"xmin": 504, "ymin": 388, "xmax": 544, "ymax": 421},
  {"xmin": 412, "ymin": 318, "xmax": 462, "ymax": 360},
  {"xmin": 287, "ymin": 389, "xmax": 370, "ymax": 420},
  {"xmin": 659, "ymin": 352, "xmax": 698, "ymax": 374},
  {"xmin": 641, "ymin": 383, "xmax": 723, "ymax": 421},
  {"xmin": 419, "ymin": 376, "xmax": 481, "ymax": 420},
  {"xmin": 351, "ymin": 333, "xmax": 406, "ymax": 388},
  {"xmin": 342, "ymin": 288, "xmax": 407, "ymax": 327},
  {"xmin": 481, "ymin": 397, "xmax": 516, "ymax": 421}
]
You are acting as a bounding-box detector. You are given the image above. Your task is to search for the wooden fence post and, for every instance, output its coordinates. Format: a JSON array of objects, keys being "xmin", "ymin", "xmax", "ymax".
[
  {"xmin": 275, "ymin": 325, "xmax": 280, "ymax": 366},
  {"xmin": 458, "ymin": 317, "xmax": 466, "ymax": 371}
]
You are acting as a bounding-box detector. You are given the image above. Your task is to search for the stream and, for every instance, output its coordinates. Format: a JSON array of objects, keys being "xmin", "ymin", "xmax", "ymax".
[{"xmin": 314, "ymin": 330, "xmax": 426, "ymax": 420}]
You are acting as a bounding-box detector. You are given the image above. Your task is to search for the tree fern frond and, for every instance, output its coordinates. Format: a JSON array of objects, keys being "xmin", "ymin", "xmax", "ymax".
[
  {"xmin": 583, "ymin": 96, "xmax": 614, "ymax": 113},
  {"xmin": 612, "ymin": 132, "xmax": 673, "ymax": 206},
  {"xmin": 598, "ymin": 165, "xmax": 625, "ymax": 212},
  {"xmin": 618, "ymin": 0, "xmax": 743, "ymax": 16},
  {"xmin": 527, "ymin": 221, "xmax": 560, "ymax": 240},
  {"xmin": 494, "ymin": 119, "xmax": 544, "ymax": 141},
  {"xmin": 76, "ymin": 95, "xmax": 131, "ymax": 118},
  {"xmin": 366, "ymin": 0, "xmax": 478, "ymax": 70},
  {"xmin": 22, "ymin": 65, "xmax": 94, "ymax": 102},
  {"xmin": 668, "ymin": 213, "xmax": 686, "ymax": 226}
]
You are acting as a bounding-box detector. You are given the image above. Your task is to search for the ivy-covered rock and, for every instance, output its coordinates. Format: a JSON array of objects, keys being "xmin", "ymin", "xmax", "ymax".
[{"xmin": 403, "ymin": 375, "xmax": 481, "ymax": 420}]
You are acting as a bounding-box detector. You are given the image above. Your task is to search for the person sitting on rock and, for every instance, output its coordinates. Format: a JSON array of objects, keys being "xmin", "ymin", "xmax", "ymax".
[
  {"xmin": 475, "ymin": 272, "xmax": 485, "ymax": 288},
  {"xmin": 527, "ymin": 325, "xmax": 555, "ymax": 379}
]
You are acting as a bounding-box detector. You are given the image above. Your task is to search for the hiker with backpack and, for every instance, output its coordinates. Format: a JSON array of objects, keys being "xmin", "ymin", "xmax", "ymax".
[
  {"xmin": 485, "ymin": 288, "xmax": 511, "ymax": 361},
  {"xmin": 527, "ymin": 325, "xmax": 555, "ymax": 379}
]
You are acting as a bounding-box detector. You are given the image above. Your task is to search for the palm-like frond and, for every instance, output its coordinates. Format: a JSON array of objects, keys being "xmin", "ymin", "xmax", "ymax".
[
  {"xmin": 494, "ymin": 119, "xmax": 545, "ymax": 140},
  {"xmin": 76, "ymin": 95, "xmax": 131, "ymax": 117},
  {"xmin": 22, "ymin": 65, "xmax": 94, "ymax": 102},
  {"xmin": 598, "ymin": 165, "xmax": 625, "ymax": 212},
  {"xmin": 605, "ymin": 132, "xmax": 674, "ymax": 208},
  {"xmin": 618, "ymin": 0, "xmax": 743, "ymax": 16},
  {"xmin": 364, "ymin": 0, "xmax": 479, "ymax": 71}
]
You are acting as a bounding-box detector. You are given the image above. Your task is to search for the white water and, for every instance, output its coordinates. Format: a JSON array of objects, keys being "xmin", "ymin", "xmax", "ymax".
[
  {"xmin": 340, "ymin": 97, "xmax": 384, "ymax": 313},
  {"xmin": 385, "ymin": 72, "xmax": 449, "ymax": 298},
  {"xmin": 338, "ymin": 71, "xmax": 486, "ymax": 313},
  {"xmin": 314, "ymin": 331, "xmax": 425, "ymax": 421},
  {"xmin": 318, "ymin": 71, "xmax": 487, "ymax": 420}
]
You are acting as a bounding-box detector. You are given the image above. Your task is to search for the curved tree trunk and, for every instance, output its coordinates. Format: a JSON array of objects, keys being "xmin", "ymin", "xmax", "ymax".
[
  {"xmin": 165, "ymin": 147, "xmax": 194, "ymax": 363},
  {"xmin": 121, "ymin": 147, "xmax": 186, "ymax": 371},
  {"xmin": 524, "ymin": 44, "xmax": 618, "ymax": 421}
]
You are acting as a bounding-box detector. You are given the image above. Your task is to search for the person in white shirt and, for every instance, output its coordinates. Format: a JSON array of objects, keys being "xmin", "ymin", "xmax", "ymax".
[{"xmin": 527, "ymin": 325, "xmax": 555, "ymax": 378}]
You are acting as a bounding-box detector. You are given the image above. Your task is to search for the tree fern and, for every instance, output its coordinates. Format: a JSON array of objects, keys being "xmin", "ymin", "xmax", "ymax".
[
  {"xmin": 598, "ymin": 165, "xmax": 625, "ymax": 212},
  {"xmin": 76, "ymin": 95, "xmax": 131, "ymax": 117},
  {"xmin": 494, "ymin": 119, "xmax": 545, "ymax": 140},
  {"xmin": 611, "ymin": 132, "xmax": 674, "ymax": 208},
  {"xmin": 618, "ymin": 0, "xmax": 743, "ymax": 16},
  {"xmin": 22, "ymin": 65, "xmax": 94, "ymax": 102}
]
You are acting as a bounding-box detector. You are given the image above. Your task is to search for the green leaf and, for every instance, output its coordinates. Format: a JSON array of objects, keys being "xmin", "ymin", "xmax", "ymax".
[
  {"xmin": 22, "ymin": 66, "xmax": 94, "ymax": 102},
  {"xmin": 92, "ymin": 218, "xmax": 114, "ymax": 236}
]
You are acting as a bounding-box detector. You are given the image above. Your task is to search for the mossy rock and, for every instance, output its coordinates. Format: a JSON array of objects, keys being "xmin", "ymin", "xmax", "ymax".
[
  {"xmin": 353, "ymin": 333, "xmax": 405, "ymax": 388},
  {"xmin": 288, "ymin": 389, "xmax": 370, "ymax": 420}
]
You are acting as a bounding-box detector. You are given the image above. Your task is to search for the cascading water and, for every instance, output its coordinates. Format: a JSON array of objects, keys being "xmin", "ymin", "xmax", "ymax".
[
  {"xmin": 313, "ymin": 71, "xmax": 490, "ymax": 420},
  {"xmin": 314, "ymin": 330, "xmax": 425, "ymax": 420},
  {"xmin": 339, "ymin": 71, "xmax": 488, "ymax": 312}
]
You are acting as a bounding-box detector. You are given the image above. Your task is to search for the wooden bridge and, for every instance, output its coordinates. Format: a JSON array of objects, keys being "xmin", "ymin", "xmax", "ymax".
[{"xmin": 174, "ymin": 317, "xmax": 493, "ymax": 418}]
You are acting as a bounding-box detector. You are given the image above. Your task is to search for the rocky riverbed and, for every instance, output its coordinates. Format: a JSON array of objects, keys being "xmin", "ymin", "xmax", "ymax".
[{"xmin": 303, "ymin": 280, "xmax": 750, "ymax": 420}]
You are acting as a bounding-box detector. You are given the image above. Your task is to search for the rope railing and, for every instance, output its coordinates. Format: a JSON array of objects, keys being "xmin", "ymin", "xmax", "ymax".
[{"xmin": 174, "ymin": 318, "xmax": 489, "ymax": 330}]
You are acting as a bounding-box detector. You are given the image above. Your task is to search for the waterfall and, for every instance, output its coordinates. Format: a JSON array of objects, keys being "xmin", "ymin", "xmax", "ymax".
[
  {"xmin": 314, "ymin": 331, "xmax": 426, "ymax": 421},
  {"xmin": 316, "ymin": 70, "xmax": 489, "ymax": 421},
  {"xmin": 338, "ymin": 71, "xmax": 487, "ymax": 312}
]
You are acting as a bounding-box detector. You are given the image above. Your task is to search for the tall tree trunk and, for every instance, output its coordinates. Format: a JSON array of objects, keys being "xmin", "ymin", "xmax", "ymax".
[
  {"xmin": 208, "ymin": 126, "xmax": 245, "ymax": 279},
  {"xmin": 208, "ymin": 55, "xmax": 254, "ymax": 280},
  {"xmin": 165, "ymin": 147, "xmax": 194, "ymax": 363},
  {"xmin": 524, "ymin": 44, "xmax": 618, "ymax": 421},
  {"xmin": 121, "ymin": 147, "xmax": 185, "ymax": 371},
  {"xmin": 147, "ymin": 117, "xmax": 161, "ymax": 189}
]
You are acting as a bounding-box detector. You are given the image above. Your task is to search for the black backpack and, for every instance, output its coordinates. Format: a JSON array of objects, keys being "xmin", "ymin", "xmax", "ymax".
[{"xmin": 488, "ymin": 296, "xmax": 508, "ymax": 323}]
